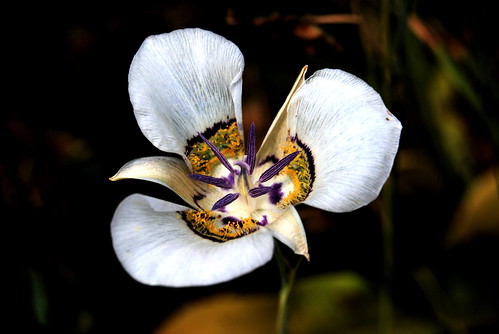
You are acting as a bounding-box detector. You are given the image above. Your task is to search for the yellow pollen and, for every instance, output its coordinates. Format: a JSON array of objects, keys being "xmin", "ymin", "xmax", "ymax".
[
  {"xmin": 277, "ymin": 137, "xmax": 312, "ymax": 208},
  {"xmin": 187, "ymin": 121, "xmax": 243, "ymax": 175},
  {"xmin": 182, "ymin": 209, "xmax": 260, "ymax": 242}
]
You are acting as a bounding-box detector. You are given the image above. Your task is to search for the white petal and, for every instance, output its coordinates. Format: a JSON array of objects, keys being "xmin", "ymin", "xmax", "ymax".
[
  {"xmin": 288, "ymin": 69, "xmax": 402, "ymax": 212},
  {"xmin": 129, "ymin": 28, "xmax": 245, "ymax": 158},
  {"xmin": 265, "ymin": 206, "xmax": 309, "ymax": 260},
  {"xmin": 111, "ymin": 194, "xmax": 275, "ymax": 287}
]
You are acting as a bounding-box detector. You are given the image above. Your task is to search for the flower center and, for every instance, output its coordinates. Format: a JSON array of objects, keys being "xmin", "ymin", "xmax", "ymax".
[
  {"xmin": 189, "ymin": 123, "xmax": 300, "ymax": 214},
  {"xmin": 182, "ymin": 121, "xmax": 313, "ymax": 242}
]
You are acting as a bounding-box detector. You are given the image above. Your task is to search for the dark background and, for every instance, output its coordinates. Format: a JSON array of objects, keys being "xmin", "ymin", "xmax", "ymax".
[{"xmin": 3, "ymin": 1, "xmax": 499, "ymax": 333}]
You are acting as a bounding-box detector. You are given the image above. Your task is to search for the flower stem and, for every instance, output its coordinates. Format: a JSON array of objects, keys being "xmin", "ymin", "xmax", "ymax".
[
  {"xmin": 274, "ymin": 242, "xmax": 301, "ymax": 334},
  {"xmin": 379, "ymin": 176, "xmax": 395, "ymax": 334},
  {"xmin": 380, "ymin": 197, "xmax": 394, "ymax": 334}
]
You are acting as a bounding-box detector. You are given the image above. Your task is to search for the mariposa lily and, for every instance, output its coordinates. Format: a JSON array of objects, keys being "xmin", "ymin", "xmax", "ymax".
[{"xmin": 110, "ymin": 28, "xmax": 401, "ymax": 287}]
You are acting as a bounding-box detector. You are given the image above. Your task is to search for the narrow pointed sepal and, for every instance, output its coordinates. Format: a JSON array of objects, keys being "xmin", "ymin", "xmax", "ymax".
[
  {"xmin": 265, "ymin": 206, "xmax": 309, "ymax": 260},
  {"xmin": 257, "ymin": 66, "xmax": 308, "ymax": 163},
  {"xmin": 110, "ymin": 156, "xmax": 204, "ymax": 209}
]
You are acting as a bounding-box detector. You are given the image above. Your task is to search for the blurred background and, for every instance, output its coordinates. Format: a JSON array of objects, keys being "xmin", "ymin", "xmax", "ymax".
[{"xmin": 3, "ymin": 1, "xmax": 498, "ymax": 333}]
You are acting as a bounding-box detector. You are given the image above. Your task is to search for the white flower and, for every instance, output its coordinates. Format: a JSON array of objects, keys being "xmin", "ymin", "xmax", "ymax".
[{"xmin": 110, "ymin": 28, "xmax": 402, "ymax": 287}]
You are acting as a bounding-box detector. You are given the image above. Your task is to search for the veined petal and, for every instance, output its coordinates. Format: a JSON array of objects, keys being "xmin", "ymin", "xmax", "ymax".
[
  {"xmin": 111, "ymin": 194, "xmax": 275, "ymax": 287},
  {"xmin": 129, "ymin": 28, "xmax": 245, "ymax": 162},
  {"xmin": 110, "ymin": 156, "xmax": 205, "ymax": 209},
  {"xmin": 265, "ymin": 206, "xmax": 309, "ymax": 260},
  {"xmin": 287, "ymin": 69, "xmax": 402, "ymax": 212}
]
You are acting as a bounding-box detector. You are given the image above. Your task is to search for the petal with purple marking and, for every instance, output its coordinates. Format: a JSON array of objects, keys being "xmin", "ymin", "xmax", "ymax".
[
  {"xmin": 112, "ymin": 194, "xmax": 274, "ymax": 287},
  {"xmin": 287, "ymin": 69, "xmax": 402, "ymax": 212},
  {"xmin": 129, "ymin": 28, "xmax": 245, "ymax": 164}
]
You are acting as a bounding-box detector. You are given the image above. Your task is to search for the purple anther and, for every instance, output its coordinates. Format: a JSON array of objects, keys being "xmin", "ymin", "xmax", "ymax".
[
  {"xmin": 249, "ymin": 185, "xmax": 272, "ymax": 198},
  {"xmin": 259, "ymin": 151, "xmax": 300, "ymax": 183},
  {"xmin": 246, "ymin": 123, "xmax": 256, "ymax": 174},
  {"xmin": 198, "ymin": 132, "xmax": 236, "ymax": 175},
  {"xmin": 189, "ymin": 174, "xmax": 233, "ymax": 189},
  {"xmin": 212, "ymin": 193, "xmax": 240, "ymax": 211}
]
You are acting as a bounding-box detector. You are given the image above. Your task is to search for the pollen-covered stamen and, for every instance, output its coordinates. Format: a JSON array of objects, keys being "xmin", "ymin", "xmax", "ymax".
[
  {"xmin": 212, "ymin": 193, "xmax": 240, "ymax": 211},
  {"xmin": 198, "ymin": 132, "xmax": 237, "ymax": 175},
  {"xmin": 246, "ymin": 123, "xmax": 257, "ymax": 174},
  {"xmin": 259, "ymin": 151, "xmax": 300, "ymax": 183},
  {"xmin": 188, "ymin": 173, "xmax": 233, "ymax": 189}
]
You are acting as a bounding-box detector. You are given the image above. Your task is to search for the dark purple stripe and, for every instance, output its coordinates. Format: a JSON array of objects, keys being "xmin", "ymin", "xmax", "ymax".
[{"xmin": 268, "ymin": 183, "xmax": 283, "ymax": 204}]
